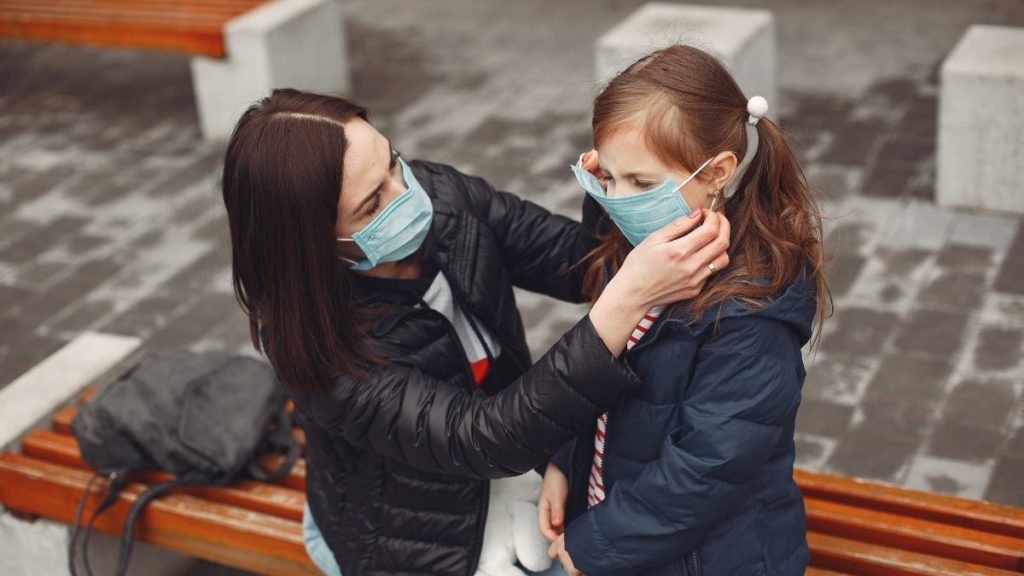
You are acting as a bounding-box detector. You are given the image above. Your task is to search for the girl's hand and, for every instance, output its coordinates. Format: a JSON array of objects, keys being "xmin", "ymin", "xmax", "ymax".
[
  {"xmin": 613, "ymin": 209, "xmax": 731, "ymax": 309},
  {"xmin": 548, "ymin": 534, "xmax": 584, "ymax": 576},
  {"xmin": 538, "ymin": 463, "xmax": 569, "ymax": 541}
]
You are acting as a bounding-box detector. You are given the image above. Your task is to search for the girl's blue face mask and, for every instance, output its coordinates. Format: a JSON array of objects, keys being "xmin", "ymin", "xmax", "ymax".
[
  {"xmin": 571, "ymin": 156, "xmax": 714, "ymax": 247},
  {"xmin": 337, "ymin": 157, "xmax": 433, "ymax": 271}
]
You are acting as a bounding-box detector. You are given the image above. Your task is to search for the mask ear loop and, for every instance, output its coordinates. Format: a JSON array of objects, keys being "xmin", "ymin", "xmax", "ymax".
[
  {"xmin": 336, "ymin": 238, "xmax": 361, "ymax": 268},
  {"xmin": 721, "ymin": 95, "xmax": 769, "ymax": 201}
]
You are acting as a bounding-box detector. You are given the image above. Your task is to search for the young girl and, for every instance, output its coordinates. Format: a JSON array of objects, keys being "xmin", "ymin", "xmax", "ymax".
[{"xmin": 538, "ymin": 45, "xmax": 827, "ymax": 576}]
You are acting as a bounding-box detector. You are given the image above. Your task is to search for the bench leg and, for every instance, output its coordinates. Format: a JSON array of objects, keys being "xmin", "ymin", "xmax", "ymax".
[
  {"xmin": 0, "ymin": 507, "xmax": 195, "ymax": 576},
  {"xmin": 191, "ymin": 0, "xmax": 353, "ymax": 141}
]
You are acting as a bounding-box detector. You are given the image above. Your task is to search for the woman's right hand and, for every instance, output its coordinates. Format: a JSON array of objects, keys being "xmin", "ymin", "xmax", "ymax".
[
  {"xmin": 587, "ymin": 209, "xmax": 730, "ymax": 356},
  {"xmin": 538, "ymin": 463, "xmax": 569, "ymax": 542},
  {"xmin": 617, "ymin": 209, "xmax": 731, "ymax": 308}
]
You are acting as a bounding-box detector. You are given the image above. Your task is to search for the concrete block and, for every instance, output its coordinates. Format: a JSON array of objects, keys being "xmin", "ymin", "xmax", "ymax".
[
  {"xmin": 0, "ymin": 331, "xmax": 141, "ymax": 451},
  {"xmin": 191, "ymin": 0, "xmax": 352, "ymax": 141},
  {"xmin": 595, "ymin": 3, "xmax": 776, "ymax": 111},
  {"xmin": 938, "ymin": 25, "xmax": 1024, "ymax": 215}
]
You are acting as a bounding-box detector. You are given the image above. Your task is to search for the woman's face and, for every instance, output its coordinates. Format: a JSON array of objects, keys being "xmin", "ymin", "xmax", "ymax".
[
  {"xmin": 335, "ymin": 118, "xmax": 406, "ymax": 261},
  {"xmin": 595, "ymin": 127, "xmax": 734, "ymax": 211}
]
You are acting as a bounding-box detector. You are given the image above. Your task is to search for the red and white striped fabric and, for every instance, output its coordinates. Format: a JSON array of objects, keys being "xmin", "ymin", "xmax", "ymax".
[{"xmin": 587, "ymin": 305, "xmax": 665, "ymax": 509}]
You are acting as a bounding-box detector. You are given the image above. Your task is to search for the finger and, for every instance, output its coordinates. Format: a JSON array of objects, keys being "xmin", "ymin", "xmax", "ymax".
[
  {"xmin": 659, "ymin": 210, "xmax": 720, "ymax": 256},
  {"xmin": 642, "ymin": 209, "xmax": 705, "ymax": 246},
  {"xmin": 548, "ymin": 540, "xmax": 559, "ymax": 559},
  {"xmin": 690, "ymin": 212, "xmax": 731, "ymax": 265},
  {"xmin": 551, "ymin": 495, "xmax": 565, "ymax": 528},
  {"xmin": 582, "ymin": 149, "xmax": 599, "ymax": 174},
  {"xmin": 538, "ymin": 499, "xmax": 559, "ymax": 541},
  {"xmin": 691, "ymin": 251, "xmax": 731, "ymax": 287}
]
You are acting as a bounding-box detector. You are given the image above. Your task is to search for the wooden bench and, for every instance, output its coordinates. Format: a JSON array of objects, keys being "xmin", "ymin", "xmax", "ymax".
[
  {"xmin": 0, "ymin": 0, "xmax": 352, "ymax": 140},
  {"xmin": 0, "ymin": 333, "xmax": 1021, "ymax": 575},
  {"xmin": 2, "ymin": 382, "xmax": 1022, "ymax": 575},
  {"xmin": 0, "ymin": 0, "xmax": 268, "ymax": 57}
]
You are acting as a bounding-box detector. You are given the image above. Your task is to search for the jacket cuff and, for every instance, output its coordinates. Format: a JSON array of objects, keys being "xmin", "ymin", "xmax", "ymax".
[{"xmin": 565, "ymin": 510, "xmax": 633, "ymax": 576}]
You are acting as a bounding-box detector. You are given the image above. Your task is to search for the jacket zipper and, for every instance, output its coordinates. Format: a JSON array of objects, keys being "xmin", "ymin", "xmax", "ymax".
[{"xmin": 685, "ymin": 549, "xmax": 701, "ymax": 576}]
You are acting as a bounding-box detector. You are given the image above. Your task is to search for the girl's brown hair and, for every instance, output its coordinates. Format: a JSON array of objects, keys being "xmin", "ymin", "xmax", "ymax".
[
  {"xmin": 222, "ymin": 89, "xmax": 380, "ymax": 392},
  {"xmin": 583, "ymin": 45, "xmax": 829, "ymax": 340}
]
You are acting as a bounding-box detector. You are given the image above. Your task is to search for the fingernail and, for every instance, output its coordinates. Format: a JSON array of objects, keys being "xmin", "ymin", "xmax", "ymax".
[{"xmin": 689, "ymin": 209, "xmax": 702, "ymax": 219}]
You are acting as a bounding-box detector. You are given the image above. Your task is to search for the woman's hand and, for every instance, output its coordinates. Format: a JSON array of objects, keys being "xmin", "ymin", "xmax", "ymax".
[
  {"xmin": 538, "ymin": 463, "xmax": 569, "ymax": 541},
  {"xmin": 588, "ymin": 209, "xmax": 730, "ymax": 356},
  {"xmin": 616, "ymin": 209, "xmax": 731, "ymax": 309},
  {"xmin": 548, "ymin": 534, "xmax": 584, "ymax": 576}
]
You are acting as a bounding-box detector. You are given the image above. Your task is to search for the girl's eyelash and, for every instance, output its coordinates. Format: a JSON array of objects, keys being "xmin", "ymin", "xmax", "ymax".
[
  {"xmin": 635, "ymin": 179, "xmax": 654, "ymax": 189},
  {"xmin": 367, "ymin": 192, "xmax": 382, "ymax": 215}
]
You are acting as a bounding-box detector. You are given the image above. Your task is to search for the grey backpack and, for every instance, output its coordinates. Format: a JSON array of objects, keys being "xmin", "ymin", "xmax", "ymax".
[{"xmin": 69, "ymin": 349, "xmax": 299, "ymax": 576}]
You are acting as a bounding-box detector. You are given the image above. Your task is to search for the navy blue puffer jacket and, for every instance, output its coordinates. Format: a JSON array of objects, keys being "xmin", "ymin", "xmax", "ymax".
[{"xmin": 552, "ymin": 277, "xmax": 816, "ymax": 576}]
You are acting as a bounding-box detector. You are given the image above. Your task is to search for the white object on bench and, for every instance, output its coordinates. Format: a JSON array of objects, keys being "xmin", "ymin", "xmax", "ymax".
[
  {"xmin": 595, "ymin": 3, "xmax": 776, "ymax": 114},
  {"xmin": 191, "ymin": 0, "xmax": 352, "ymax": 141},
  {"xmin": 938, "ymin": 24, "xmax": 1024, "ymax": 215}
]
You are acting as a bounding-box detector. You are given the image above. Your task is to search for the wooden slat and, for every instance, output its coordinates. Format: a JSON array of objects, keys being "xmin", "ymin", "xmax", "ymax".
[
  {"xmin": 808, "ymin": 532, "xmax": 1023, "ymax": 576},
  {"xmin": 0, "ymin": 19, "xmax": 226, "ymax": 56},
  {"xmin": 0, "ymin": 453, "xmax": 318, "ymax": 576},
  {"xmin": 21, "ymin": 429, "xmax": 304, "ymax": 521},
  {"xmin": 797, "ymin": 469, "xmax": 1024, "ymax": 539},
  {"xmin": 806, "ymin": 496, "xmax": 1024, "ymax": 571}
]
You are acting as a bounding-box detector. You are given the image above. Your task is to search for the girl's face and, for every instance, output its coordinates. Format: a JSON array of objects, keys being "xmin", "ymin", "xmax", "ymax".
[{"xmin": 595, "ymin": 126, "xmax": 735, "ymax": 211}]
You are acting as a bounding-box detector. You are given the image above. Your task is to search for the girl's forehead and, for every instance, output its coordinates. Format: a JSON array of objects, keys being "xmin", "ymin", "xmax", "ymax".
[{"xmin": 597, "ymin": 128, "xmax": 669, "ymax": 174}]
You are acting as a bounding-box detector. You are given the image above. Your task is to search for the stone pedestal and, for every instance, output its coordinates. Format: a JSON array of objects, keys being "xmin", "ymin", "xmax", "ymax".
[
  {"xmin": 938, "ymin": 25, "xmax": 1024, "ymax": 215},
  {"xmin": 595, "ymin": 3, "xmax": 776, "ymax": 111},
  {"xmin": 191, "ymin": 0, "xmax": 352, "ymax": 141}
]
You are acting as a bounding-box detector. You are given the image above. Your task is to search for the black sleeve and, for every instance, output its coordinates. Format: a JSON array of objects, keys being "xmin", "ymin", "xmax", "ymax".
[
  {"xmin": 420, "ymin": 161, "xmax": 601, "ymax": 304},
  {"xmin": 307, "ymin": 316, "xmax": 641, "ymax": 478}
]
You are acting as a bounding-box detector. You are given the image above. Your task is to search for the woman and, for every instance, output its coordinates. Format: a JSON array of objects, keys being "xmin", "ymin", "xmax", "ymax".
[
  {"xmin": 538, "ymin": 45, "xmax": 828, "ymax": 576},
  {"xmin": 221, "ymin": 89, "xmax": 730, "ymax": 576}
]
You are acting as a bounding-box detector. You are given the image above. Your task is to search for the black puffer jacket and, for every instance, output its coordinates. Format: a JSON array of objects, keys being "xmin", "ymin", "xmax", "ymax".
[{"xmin": 283, "ymin": 161, "xmax": 642, "ymax": 576}]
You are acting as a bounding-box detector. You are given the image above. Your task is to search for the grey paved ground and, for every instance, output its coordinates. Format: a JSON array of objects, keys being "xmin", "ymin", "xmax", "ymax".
[{"xmin": 2, "ymin": 1, "xmax": 1024, "ymax": 571}]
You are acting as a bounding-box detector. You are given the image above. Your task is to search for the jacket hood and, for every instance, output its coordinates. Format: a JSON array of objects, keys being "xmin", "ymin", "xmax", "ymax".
[{"xmin": 670, "ymin": 272, "xmax": 818, "ymax": 346}]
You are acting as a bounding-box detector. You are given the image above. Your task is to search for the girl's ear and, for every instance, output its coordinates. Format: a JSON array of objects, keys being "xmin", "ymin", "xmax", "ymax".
[{"xmin": 707, "ymin": 151, "xmax": 739, "ymax": 192}]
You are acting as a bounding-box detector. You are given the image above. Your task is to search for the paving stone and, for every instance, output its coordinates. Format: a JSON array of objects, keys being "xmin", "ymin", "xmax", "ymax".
[
  {"xmin": 980, "ymin": 292, "xmax": 1024, "ymax": 328},
  {"xmin": 826, "ymin": 424, "xmax": 918, "ymax": 483},
  {"xmin": 972, "ymin": 326, "xmax": 1024, "ymax": 372},
  {"xmin": 916, "ymin": 269, "xmax": 987, "ymax": 311},
  {"xmin": 892, "ymin": 308, "xmax": 971, "ymax": 358},
  {"xmin": 819, "ymin": 121, "xmax": 886, "ymax": 166},
  {"xmin": 926, "ymin": 422, "xmax": 1004, "ymax": 463},
  {"xmin": 864, "ymin": 353, "xmax": 951, "ymax": 405},
  {"xmin": 935, "ymin": 244, "xmax": 995, "ymax": 272},
  {"xmin": 861, "ymin": 163, "xmax": 914, "ymax": 198},
  {"xmin": 824, "ymin": 253, "xmax": 866, "ymax": 300},
  {"xmin": 796, "ymin": 398, "xmax": 855, "ymax": 438},
  {"xmin": 948, "ymin": 212, "xmax": 1020, "ymax": 252},
  {"xmin": 942, "ymin": 377, "xmax": 1019, "ymax": 430},
  {"xmin": 0, "ymin": 333, "xmax": 68, "ymax": 388},
  {"xmin": 0, "ymin": 282, "xmax": 31, "ymax": 312},
  {"xmin": 984, "ymin": 457, "xmax": 1024, "ymax": 507},
  {"xmin": 820, "ymin": 306, "xmax": 899, "ymax": 356},
  {"xmin": 803, "ymin": 352, "xmax": 878, "ymax": 405},
  {"xmin": 904, "ymin": 455, "xmax": 992, "ymax": 500},
  {"xmin": 793, "ymin": 433, "xmax": 836, "ymax": 471},
  {"xmin": 857, "ymin": 396, "xmax": 937, "ymax": 442}
]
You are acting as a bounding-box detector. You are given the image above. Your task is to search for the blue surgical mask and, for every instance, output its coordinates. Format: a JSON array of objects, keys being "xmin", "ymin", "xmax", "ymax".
[
  {"xmin": 571, "ymin": 156, "xmax": 715, "ymax": 246},
  {"xmin": 337, "ymin": 157, "xmax": 433, "ymax": 270}
]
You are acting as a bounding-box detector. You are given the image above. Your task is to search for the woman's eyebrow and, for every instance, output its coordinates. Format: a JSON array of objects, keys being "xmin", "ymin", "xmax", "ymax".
[{"xmin": 352, "ymin": 137, "xmax": 394, "ymax": 214}]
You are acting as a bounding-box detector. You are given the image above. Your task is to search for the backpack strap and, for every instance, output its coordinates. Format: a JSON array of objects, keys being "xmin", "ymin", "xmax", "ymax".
[
  {"xmin": 247, "ymin": 407, "xmax": 300, "ymax": 483},
  {"xmin": 69, "ymin": 471, "xmax": 128, "ymax": 576},
  {"xmin": 112, "ymin": 478, "xmax": 191, "ymax": 576}
]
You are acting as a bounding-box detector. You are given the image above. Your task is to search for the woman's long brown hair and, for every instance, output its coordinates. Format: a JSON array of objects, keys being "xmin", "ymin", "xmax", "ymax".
[
  {"xmin": 222, "ymin": 89, "xmax": 379, "ymax": 392},
  {"xmin": 583, "ymin": 46, "xmax": 829, "ymax": 341}
]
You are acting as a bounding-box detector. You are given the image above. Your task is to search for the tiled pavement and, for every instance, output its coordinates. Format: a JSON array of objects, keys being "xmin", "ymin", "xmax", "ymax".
[{"xmin": 2, "ymin": 0, "xmax": 1023, "ymax": 549}]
